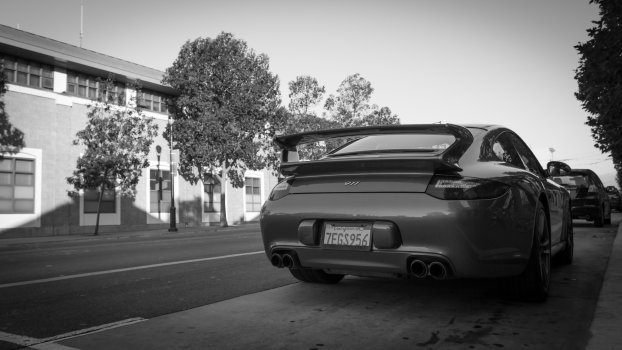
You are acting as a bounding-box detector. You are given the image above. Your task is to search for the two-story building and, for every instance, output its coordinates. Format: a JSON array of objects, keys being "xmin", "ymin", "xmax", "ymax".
[{"xmin": 0, "ymin": 24, "xmax": 277, "ymax": 237}]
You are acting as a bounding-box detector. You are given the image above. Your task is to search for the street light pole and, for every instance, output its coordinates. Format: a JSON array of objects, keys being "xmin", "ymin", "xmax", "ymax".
[
  {"xmin": 168, "ymin": 116, "xmax": 178, "ymax": 232},
  {"xmin": 155, "ymin": 145, "xmax": 162, "ymax": 220}
]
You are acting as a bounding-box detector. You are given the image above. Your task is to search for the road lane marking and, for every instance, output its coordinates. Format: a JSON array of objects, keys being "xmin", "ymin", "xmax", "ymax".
[
  {"xmin": 0, "ymin": 250, "xmax": 265, "ymax": 289},
  {"xmin": 0, "ymin": 318, "xmax": 146, "ymax": 349}
]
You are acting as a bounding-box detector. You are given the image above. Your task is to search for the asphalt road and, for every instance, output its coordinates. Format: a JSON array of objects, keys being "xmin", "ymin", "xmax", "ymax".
[
  {"xmin": 1, "ymin": 215, "xmax": 620, "ymax": 349},
  {"xmin": 0, "ymin": 226, "xmax": 295, "ymax": 343}
]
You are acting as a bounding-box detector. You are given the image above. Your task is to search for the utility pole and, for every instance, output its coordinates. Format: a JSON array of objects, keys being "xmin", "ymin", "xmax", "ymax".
[{"xmin": 79, "ymin": 0, "xmax": 84, "ymax": 48}]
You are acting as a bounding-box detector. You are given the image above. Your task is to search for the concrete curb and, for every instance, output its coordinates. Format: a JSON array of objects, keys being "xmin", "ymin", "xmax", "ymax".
[
  {"xmin": 0, "ymin": 223, "xmax": 260, "ymax": 247},
  {"xmin": 587, "ymin": 221, "xmax": 622, "ymax": 349}
]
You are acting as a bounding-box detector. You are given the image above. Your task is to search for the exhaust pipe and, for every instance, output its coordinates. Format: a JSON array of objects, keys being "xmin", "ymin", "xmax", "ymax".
[
  {"xmin": 409, "ymin": 259, "xmax": 428, "ymax": 278},
  {"xmin": 428, "ymin": 261, "xmax": 447, "ymax": 280},
  {"xmin": 270, "ymin": 254, "xmax": 283, "ymax": 268},
  {"xmin": 282, "ymin": 254, "xmax": 295, "ymax": 268}
]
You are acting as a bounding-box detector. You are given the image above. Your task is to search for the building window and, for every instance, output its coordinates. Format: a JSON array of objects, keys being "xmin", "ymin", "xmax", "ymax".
[
  {"xmin": 83, "ymin": 188, "xmax": 116, "ymax": 213},
  {"xmin": 245, "ymin": 177, "xmax": 261, "ymax": 212},
  {"xmin": 139, "ymin": 91, "xmax": 169, "ymax": 114},
  {"xmin": 66, "ymin": 72, "xmax": 125, "ymax": 105},
  {"xmin": 203, "ymin": 175, "xmax": 221, "ymax": 212},
  {"xmin": 150, "ymin": 169, "xmax": 171, "ymax": 213},
  {"xmin": 0, "ymin": 158, "xmax": 35, "ymax": 213},
  {"xmin": 1, "ymin": 55, "xmax": 53, "ymax": 90}
]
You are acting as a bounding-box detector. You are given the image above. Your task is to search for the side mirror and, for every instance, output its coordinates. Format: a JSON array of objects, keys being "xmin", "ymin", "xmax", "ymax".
[{"xmin": 546, "ymin": 161, "xmax": 571, "ymax": 177}]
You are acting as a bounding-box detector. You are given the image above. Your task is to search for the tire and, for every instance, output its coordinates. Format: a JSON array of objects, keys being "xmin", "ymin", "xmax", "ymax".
[
  {"xmin": 516, "ymin": 202, "xmax": 551, "ymax": 302},
  {"xmin": 289, "ymin": 268, "xmax": 345, "ymax": 284},
  {"xmin": 557, "ymin": 201, "xmax": 573, "ymax": 265}
]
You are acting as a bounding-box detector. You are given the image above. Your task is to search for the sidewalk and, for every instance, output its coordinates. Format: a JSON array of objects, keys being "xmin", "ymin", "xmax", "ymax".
[
  {"xmin": 587, "ymin": 221, "xmax": 622, "ymax": 349},
  {"xmin": 0, "ymin": 222, "xmax": 261, "ymax": 248}
]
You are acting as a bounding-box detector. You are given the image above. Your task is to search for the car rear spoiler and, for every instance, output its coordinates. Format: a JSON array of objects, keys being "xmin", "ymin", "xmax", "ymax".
[{"xmin": 274, "ymin": 124, "xmax": 473, "ymax": 174}]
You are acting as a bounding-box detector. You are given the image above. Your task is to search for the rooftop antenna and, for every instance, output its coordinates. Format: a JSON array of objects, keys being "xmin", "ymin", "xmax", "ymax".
[{"xmin": 79, "ymin": 0, "xmax": 84, "ymax": 47}]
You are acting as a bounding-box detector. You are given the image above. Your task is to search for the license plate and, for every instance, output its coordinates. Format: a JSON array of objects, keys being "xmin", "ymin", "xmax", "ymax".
[{"xmin": 322, "ymin": 222, "xmax": 372, "ymax": 251}]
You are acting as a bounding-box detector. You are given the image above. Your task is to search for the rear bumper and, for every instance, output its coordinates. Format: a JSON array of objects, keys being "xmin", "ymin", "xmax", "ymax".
[
  {"xmin": 571, "ymin": 205, "xmax": 599, "ymax": 219},
  {"xmin": 260, "ymin": 190, "xmax": 535, "ymax": 279}
]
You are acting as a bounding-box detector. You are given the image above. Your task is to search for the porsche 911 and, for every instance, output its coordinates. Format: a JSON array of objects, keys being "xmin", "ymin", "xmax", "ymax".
[{"xmin": 260, "ymin": 124, "xmax": 573, "ymax": 301}]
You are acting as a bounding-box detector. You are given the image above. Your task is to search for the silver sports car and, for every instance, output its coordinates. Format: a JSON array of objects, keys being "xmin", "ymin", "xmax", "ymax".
[{"xmin": 260, "ymin": 124, "xmax": 573, "ymax": 301}]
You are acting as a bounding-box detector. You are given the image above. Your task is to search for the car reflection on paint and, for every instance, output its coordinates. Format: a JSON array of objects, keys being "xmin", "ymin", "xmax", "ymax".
[{"xmin": 260, "ymin": 124, "xmax": 573, "ymax": 302}]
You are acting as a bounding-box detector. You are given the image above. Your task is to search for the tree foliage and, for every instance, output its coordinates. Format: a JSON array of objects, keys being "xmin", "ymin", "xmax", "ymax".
[
  {"xmin": 162, "ymin": 32, "xmax": 285, "ymax": 226},
  {"xmin": 324, "ymin": 73, "xmax": 400, "ymax": 127},
  {"xmin": 66, "ymin": 78, "xmax": 159, "ymax": 234},
  {"xmin": 324, "ymin": 73, "xmax": 374, "ymax": 127},
  {"xmin": 0, "ymin": 64, "xmax": 25, "ymax": 156},
  {"xmin": 575, "ymin": 0, "xmax": 622, "ymax": 171},
  {"xmin": 282, "ymin": 111, "xmax": 342, "ymax": 162},
  {"xmin": 288, "ymin": 76, "xmax": 325, "ymax": 117}
]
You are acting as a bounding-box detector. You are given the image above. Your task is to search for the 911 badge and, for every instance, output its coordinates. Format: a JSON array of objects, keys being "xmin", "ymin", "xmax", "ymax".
[{"xmin": 344, "ymin": 181, "xmax": 360, "ymax": 186}]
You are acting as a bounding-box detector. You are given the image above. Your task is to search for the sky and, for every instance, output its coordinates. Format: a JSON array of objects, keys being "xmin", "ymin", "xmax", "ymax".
[{"xmin": 0, "ymin": 0, "xmax": 617, "ymax": 185}]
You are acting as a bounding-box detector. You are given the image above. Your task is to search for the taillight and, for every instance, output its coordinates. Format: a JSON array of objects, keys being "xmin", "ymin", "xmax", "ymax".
[
  {"xmin": 269, "ymin": 179, "xmax": 292, "ymax": 201},
  {"xmin": 426, "ymin": 175, "xmax": 510, "ymax": 200}
]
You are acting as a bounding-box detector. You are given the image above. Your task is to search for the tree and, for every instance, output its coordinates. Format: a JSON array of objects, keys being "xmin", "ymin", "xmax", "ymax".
[
  {"xmin": 356, "ymin": 106, "xmax": 400, "ymax": 127},
  {"xmin": 0, "ymin": 64, "xmax": 25, "ymax": 156},
  {"xmin": 282, "ymin": 112, "xmax": 342, "ymax": 162},
  {"xmin": 575, "ymin": 0, "xmax": 622, "ymax": 172},
  {"xmin": 282, "ymin": 76, "xmax": 340, "ymax": 161},
  {"xmin": 324, "ymin": 73, "xmax": 400, "ymax": 127},
  {"xmin": 162, "ymin": 32, "xmax": 285, "ymax": 227},
  {"xmin": 324, "ymin": 73, "xmax": 374, "ymax": 127},
  {"xmin": 288, "ymin": 76, "xmax": 325, "ymax": 117},
  {"xmin": 67, "ymin": 79, "xmax": 159, "ymax": 235}
]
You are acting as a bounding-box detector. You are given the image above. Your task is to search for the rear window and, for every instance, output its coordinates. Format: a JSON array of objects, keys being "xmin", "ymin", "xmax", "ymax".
[
  {"xmin": 329, "ymin": 134, "xmax": 456, "ymax": 156},
  {"xmin": 552, "ymin": 174, "xmax": 593, "ymax": 188}
]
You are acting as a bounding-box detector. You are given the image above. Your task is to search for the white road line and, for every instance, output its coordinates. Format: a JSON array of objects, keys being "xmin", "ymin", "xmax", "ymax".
[
  {"xmin": 0, "ymin": 250, "xmax": 264, "ymax": 289},
  {"xmin": 0, "ymin": 318, "xmax": 146, "ymax": 349}
]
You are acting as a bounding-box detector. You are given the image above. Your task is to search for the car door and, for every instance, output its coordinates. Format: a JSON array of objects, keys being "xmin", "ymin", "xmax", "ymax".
[{"xmin": 510, "ymin": 133, "xmax": 565, "ymax": 245}]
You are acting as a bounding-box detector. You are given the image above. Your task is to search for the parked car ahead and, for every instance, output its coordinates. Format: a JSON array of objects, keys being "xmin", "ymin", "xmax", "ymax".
[
  {"xmin": 550, "ymin": 169, "xmax": 611, "ymax": 227},
  {"xmin": 605, "ymin": 186, "xmax": 622, "ymax": 212},
  {"xmin": 262, "ymin": 124, "xmax": 574, "ymax": 302}
]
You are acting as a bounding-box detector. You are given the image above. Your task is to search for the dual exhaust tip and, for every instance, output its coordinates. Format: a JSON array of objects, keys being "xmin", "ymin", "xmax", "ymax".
[
  {"xmin": 271, "ymin": 253, "xmax": 448, "ymax": 279},
  {"xmin": 410, "ymin": 259, "xmax": 448, "ymax": 280},
  {"xmin": 270, "ymin": 253, "xmax": 296, "ymax": 269}
]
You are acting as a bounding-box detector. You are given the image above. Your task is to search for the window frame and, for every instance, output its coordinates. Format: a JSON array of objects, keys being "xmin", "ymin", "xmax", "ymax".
[
  {"xmin": 139, "ymin": 90, "xmax": 170, "ymax": 114},
  {"xmin": 149, "ymin": 168, "xmax": 171, "ymax": 213},
  {"xmin": 1, "ymin": 55, "xmax": 53, "ymax": 91},
  {"xmin": 83, "ymin": 188, "xmax": 117, "ymax": 214},
  {"xmin": 490, "ymin": 132, "xmax": 525, "ymax": 170},
  {"xmin": 0, "ymin": 157, "xmax": 36, "ymax": 214},
  {"xmin": 66, "ymin": 71, "xmax": 126, "ymax": 105},
  {"xmin": 509, "ymin": 133, "xmax": 546, "ymax": 177},
  {"xmin": 244, "ymin": 177, "xmax": 262, "ymax": 212}
]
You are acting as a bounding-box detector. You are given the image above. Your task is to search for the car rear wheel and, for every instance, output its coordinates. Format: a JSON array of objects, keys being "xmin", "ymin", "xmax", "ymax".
[
  {"xmin": 516, "ymin": 202, "xmax": 551, "ymax": 302},
  {"xmin": 557, "ymin": 201, "xmax": 573, "ymax": 265},
  {"xmin": 289, "ymin": 268, "xmax": 345, "ymax": 284}
]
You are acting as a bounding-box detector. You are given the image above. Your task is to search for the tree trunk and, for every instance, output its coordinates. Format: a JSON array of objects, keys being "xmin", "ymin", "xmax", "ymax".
[
  {"xmin": 219, "ymin": 169, "xmax": 228, "ymax": 228},
  {"xmin": 94, "ymin": 185, "xmax": 103, "ymax": 235}
]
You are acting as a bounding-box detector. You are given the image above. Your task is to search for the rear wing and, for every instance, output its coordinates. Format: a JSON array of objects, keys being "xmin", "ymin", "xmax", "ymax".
[{"xmin": 274, "ymin": 124, "xmax": 474, "ymax": 174}]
